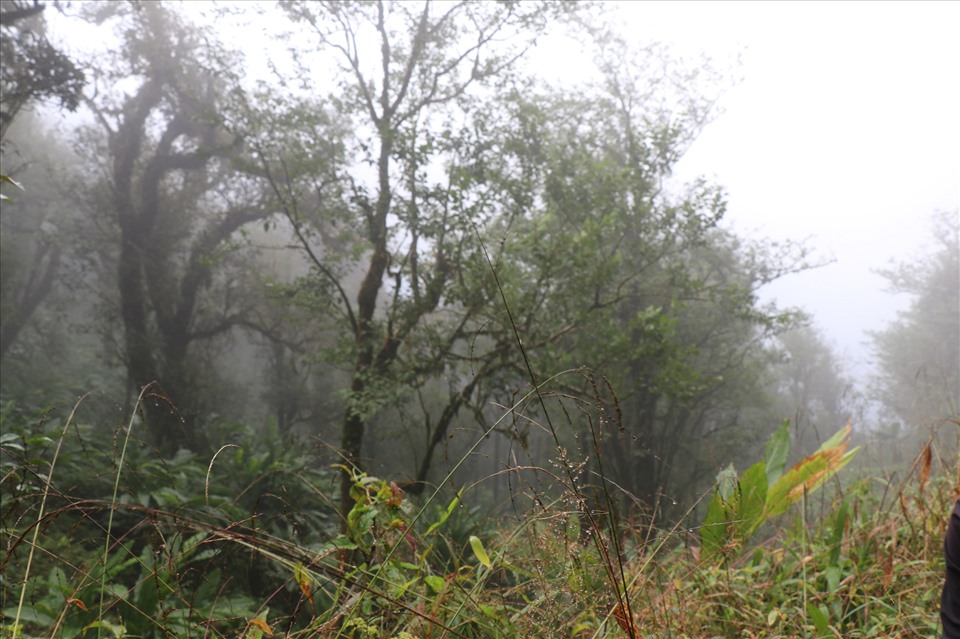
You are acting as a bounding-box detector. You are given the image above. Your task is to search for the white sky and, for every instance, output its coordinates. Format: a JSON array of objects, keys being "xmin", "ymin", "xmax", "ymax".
[{"xmin": 593, "ymin": 1, "xmax": 960, "ymax": 383}]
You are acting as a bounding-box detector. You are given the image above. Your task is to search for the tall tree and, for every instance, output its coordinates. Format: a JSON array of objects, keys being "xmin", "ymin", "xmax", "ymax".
[
  {"xmin": 0, "ymin": 0, "xmax": 84, "ymax": 359},
  {"xmin": 270, "ymin": 0, "xmax": 571, "ymax": 517},
  {"xmin": 871, "ymin": 210, "xmax": 959, "ymax": 427},
  {"xmin": 453, "ymin": 68, "xmax": 810, "ymax": 513},
  {"xmin": 264, "ymin": 2, "xmax": 814, "ymax": 520},
  {"xmin": 0, "ymin": 113, "xmax": 78, "ymax": 366},
  {"xmin": 771, "ymin": 324, "xmax": 859, "ymax": 456},
  {"xmin": 81, "ymin": 2, "xmax": 267, "ymax": 452}
]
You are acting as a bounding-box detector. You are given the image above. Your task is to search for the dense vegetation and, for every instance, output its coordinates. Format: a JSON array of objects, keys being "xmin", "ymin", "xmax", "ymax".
[
  {"xmin": 0, "ymin": 396, "xmax": 954, "ymax": 638},
  {"xmin": 1, "ymin": 1, "xmax": 957, "ymax": 637}
]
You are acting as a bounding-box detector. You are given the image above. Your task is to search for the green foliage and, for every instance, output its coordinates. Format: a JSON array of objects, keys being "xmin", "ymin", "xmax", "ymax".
[
  {"xmin": 0, "ymin": 3, "xmax": 951, "ymax": 638},
  {"xmin": 1, "ymin": 0, "xmax": 85, "ymax": 142},
  {"xmin": 701, "ymin": 420, "xmax": 859, "ymax": 564},
  {"xmin": 1, "ymin": 396, "xmax": 949, "ymax": 638},
  {"xmin": 0, "ymin": 399, "xmax": 337, "ymax": 639}
]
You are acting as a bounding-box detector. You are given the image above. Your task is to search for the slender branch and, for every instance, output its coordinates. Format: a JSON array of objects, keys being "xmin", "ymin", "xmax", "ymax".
[{"xmin": 252, "ymin": 140, "xmax": 359, "ymax": 337}]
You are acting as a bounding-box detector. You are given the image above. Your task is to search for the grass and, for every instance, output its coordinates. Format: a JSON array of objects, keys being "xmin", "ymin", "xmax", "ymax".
[{"xmin": 1, "ymin": 389, "xmax": 954, "ymax": 639}]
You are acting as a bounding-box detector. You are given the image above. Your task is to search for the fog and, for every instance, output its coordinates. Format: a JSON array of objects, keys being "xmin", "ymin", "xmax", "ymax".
[
  {"xmin": 2, "ymin": 0, "xmax": 957, "ymax": 522},
  {"xmin": 649, "ymin": 1, "xmax": 960, "ymax": 384}
]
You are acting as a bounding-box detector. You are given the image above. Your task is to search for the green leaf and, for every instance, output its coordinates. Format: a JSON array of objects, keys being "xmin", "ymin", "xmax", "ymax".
[
  {"xmin": 700, "ymin": 460, "xmax": 768, "ymax": 562},
  {"xmin": 424, "ymin": 574, "xmax": 446, "ymax": 593},
  {"xmin": 819, "ymin": 421, "xmax": 852, "ymax": 451},
  {"xmin": 83, "ymin": 619, "xmax": 126, "ymax": 638},
  {"xmin": 699, "ymin": 490, "xmax": 729, "ymax": 562},
  {"xmin": 3, "ymin": 606, "xmax": 55, "ymax": 628},
  {"xmin": 825, "ymin": 565, "xmax": 843, "ymax": 593},
  {"xmin": 767, "ymin": 608, "xmax": 779, "ymax": 627},
  {"xmin": 715, "ymin": 463, "xmax": 738, "ymax": 502},
  {"xmin": 735, "ymin": 460, "xmax": 769, "ymax": 539},
  {"xmin": 701, "ymin": 421, "xmax": 858, "ymax": 566},
  {"xmin": 765, "ymin": 423, "xmax": 857, "ymax": 520},
  {"xmin": 424, "ymin": 489, "xmax": 461, "ymax": 536},
  {"xmin": 764, "ymin": 419, "xmax": 790, "ymax": 487},
  {"xmin": 827, "ymin": 499, "xmax": 848, "ymax": 567},
  {"xmin": 806, "ymin": 603, "xmax": 831, "ymax": 637},
  {"xmin": 469, "ymin": 534, "xmax": 492, "ymax": 569}
]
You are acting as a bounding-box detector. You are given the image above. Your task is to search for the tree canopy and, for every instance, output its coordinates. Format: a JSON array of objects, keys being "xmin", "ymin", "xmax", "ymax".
[
  {"xmin": 0, "ymin": 0, "xmax": 870, "ymax": 523},
  {"xmin": 871, "ymin": 210, "xmax": 960, "ymax": 428}
]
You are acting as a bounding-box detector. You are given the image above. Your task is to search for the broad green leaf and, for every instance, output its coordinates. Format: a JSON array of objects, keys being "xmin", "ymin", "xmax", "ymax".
[
  {"xmin": 699, "ymin": 491, "xmax": 729, "ymax": 562},
  {"xmin": 700, "ymin": 460, "xmax": 768, "ymax": 562},
  {"xmin": 701, "ymin": 420, "xmax": 857, "ymax": 566},
  {"xmin": 765, "ymin": 433, "xmax": 857, "ymax": 520},
  {"xmin": 82, "ymin": 619, "xmax": 126, "ymax": 638},
  {"xmin": 734, "ymin": 460, "xmax": 769, "ymax": 540},
  {"xmin": 715, "ymin": 463, "xmax": 738, "ymax": 502},
  {"xmin": 818, "ymin": 420, "xmax": 853, "ymax": 452},
  {"xmin": 827, "ymin": 500, "xmax": 848, "ymax": 567}
]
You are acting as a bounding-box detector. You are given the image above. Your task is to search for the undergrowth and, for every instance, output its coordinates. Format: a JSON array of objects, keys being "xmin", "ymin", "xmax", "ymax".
[{"xmin": 1, "ymin": 388, "xmax": 954, "ymax": 639}]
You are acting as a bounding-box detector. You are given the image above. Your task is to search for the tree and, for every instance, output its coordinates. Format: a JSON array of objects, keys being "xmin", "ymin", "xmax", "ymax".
[
  {"xmin": 0, "ymin": 0, "xmax": 84, "ymax": 357},
  {"xmin": 0, "ymin": 115, "xmax": 64, "ymax": 362},
  {"xmin": 79, "ymin": 2, "xmax": 269, "ymax": 452},
  {"xmin": 0, "ymin": 0, "xmax": 84, "ymax": 144},
  {"xmin": 446, "ymin": 66, "xmax": 811, "ymax": 514},
  {"xmin": 770, "ymin": 324, "xmax": 860, "ymax": 457},
  {"xmin": 0, "ymin": 110, "xmax": 93, "ymax": 385},
  {"xmin": 871, "ymin": 210, "xmax": 960, "ymax": 427},
  {"xmin": 269, "ymin": 0, "xmax": 572, "ymax": 517},
  {"xmin": 262, "ymin": 2, "xmax": 817, "ymax": 521}
]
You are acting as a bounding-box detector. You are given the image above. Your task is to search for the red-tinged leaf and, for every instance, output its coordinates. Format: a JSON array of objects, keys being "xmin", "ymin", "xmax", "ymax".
[{"xmin": 67, "ymin": 597, "xmax": 87, "ymax": 611}]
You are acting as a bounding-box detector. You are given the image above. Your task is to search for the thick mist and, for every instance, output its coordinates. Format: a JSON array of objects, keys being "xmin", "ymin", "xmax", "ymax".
[
  {"xmin": 1, "ymin": 0, "xmax": 957, "ymax": 533},
  {"xmin": 2, "ymin": 2, "xmax": 958, "ymax": 637}
]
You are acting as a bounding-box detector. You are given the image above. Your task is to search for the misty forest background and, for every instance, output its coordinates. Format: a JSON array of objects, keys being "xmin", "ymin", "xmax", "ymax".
[{"xmin": 1, "ymin": 2, "xmax": 958, "ymax": 638}]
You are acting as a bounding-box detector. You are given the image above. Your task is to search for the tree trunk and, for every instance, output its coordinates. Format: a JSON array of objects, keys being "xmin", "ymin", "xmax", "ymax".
[{"xmin": 0, "ymin": 243, "xmax": 59, "ymax": 361}]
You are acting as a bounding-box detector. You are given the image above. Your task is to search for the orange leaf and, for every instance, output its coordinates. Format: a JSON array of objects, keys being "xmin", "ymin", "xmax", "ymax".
[
  {"xmin": 785, "ymin": 442, "xmax": 849, "ymax": 502},
  {"xmin": 67, "ymin": 597, "xmax": 87, "ymax": 611},
  {"xmin": 298, "ymin": 578, "xmax": 312, "ymax": 603},
  {"xmin": 247, "ymin": 618, "xmax": 273, "ymax": 637}
]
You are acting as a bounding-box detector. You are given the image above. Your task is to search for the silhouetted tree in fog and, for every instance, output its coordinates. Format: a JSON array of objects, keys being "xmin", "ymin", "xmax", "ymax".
[
  {"xmin": 871, "ymin": 210, "xmax": 959, "ymax": 428},
  {"xmin": 0, "ymin": 0, "xmax": 84, "ymax": 360},
  {"xmin": 80, "ymin": 2, "xmax": 269, "ymax": 453}
]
